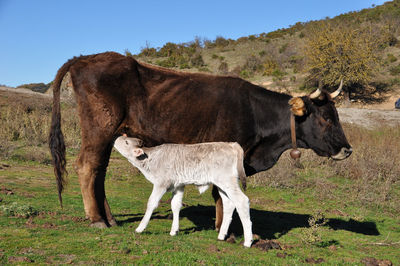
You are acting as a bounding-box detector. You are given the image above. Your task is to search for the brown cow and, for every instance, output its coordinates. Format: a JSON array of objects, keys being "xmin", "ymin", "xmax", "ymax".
[{"xmin": 49, "ymin": 52, "xmax": 351, "ymax": 229}]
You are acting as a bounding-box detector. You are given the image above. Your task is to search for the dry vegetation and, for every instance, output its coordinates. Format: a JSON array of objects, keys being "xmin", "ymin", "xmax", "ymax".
[
  {"xmin": 249, "ymin": 124, "xmax": 400, "ymax": 215},
  {"xmin": 0, "ymin": 92, "xmax": 80, "ymax": 163}
]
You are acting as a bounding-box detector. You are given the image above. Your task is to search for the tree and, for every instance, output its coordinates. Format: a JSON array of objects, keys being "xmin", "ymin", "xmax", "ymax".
[{"xmin": 304, "ymin": 21, "xmax": 380, "ymax": 101}]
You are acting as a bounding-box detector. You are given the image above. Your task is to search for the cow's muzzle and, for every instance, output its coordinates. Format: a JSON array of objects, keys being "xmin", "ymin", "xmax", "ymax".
[{"xmin": 331, "ymin": 147, "xmax": 352, "ymax": 160}]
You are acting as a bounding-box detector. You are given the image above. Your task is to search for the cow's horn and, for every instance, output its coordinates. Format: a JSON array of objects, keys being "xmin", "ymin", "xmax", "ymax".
[
  {"xmin": 330, "ymin": 79, "xmax": 343, "ymax": 99},
  {"xmin": 309, "ymin": 88, "xmax": 322, "ymax": 99}
]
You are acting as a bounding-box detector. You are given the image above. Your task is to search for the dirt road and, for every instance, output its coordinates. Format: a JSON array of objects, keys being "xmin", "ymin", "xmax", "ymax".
[{"xmin": 337, "ymin": 108, "xmax": 400, "ymax": 129}]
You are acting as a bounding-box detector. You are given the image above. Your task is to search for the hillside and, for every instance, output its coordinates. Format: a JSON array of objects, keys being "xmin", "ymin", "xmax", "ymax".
[{"xmin": 133, "ymin": 0, "xmax": 400, "ymax": 109}]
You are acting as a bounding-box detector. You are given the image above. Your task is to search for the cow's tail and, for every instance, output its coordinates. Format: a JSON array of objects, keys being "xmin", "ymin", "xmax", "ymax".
[
  {"xmin": 234, "ymin": 143, "xmax": 247, "ymax": 191},
  {"xmin": 48, "ymin": 57, "xmax": 78, "ymax": 208}
]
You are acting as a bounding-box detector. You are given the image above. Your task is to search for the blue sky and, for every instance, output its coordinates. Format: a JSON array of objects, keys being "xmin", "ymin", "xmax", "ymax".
[{"xmin": 0, "ymin": 0, "xmax": 386, "ymax": 87}]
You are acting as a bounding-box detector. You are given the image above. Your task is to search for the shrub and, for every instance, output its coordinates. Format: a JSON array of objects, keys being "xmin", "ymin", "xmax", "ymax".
[
  {"xmin": 271, "ymin": 69, "xmax": 286, "ymax": 81},
  {"xmin": 214, "ymin": 36, "xmax": 230, "ymax": 48},
  {"xmin": 390, "ymin": 64, "xmax": 400, "ymax": 75},
  {"xmin": 190, "ymin": 54, "xmax": 205, "ymax": 67},
  {"xmin": 387, "ymin": 53, "xmax": 397, "ymax": 63},
  {"xmin": 300, "ymin": 211, "xmax": 328, "ymax": 245},
  {"xmin": 304, "ymin": 21, "xmax": 380, "ymax": 89},
  {"xmin": 259, "ymin": 50, "xmax": 267, "ymax": 57},
  {"xmin": 279, "ymin": 43, "xmax": 288, "ymax": 54},
  {"xmin": 239, "ymin": 70, "xmax": 251, "ymax": 79},
  {"xmin": 0, "ymin": 202, "xmax": 38, "ymax": 218},
  {"xmin": 218, "ymin": 62, "xmax": 229, "ymax": 74}
]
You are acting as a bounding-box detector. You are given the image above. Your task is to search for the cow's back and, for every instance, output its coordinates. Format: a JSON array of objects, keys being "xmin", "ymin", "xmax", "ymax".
[{"xmin": 126, "ymin": 63, "xmax": 259, "ymax": 148}]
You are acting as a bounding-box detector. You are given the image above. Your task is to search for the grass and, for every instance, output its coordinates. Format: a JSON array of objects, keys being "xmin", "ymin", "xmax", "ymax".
[{"xmin": 1, "ymin": 132, "xmax": 400, "ymax": 264}]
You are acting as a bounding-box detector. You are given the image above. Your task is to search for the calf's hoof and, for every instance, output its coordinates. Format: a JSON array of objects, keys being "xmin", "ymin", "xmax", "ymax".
[
  {"xmin": 217, "ymin": 234, "xmax": 226, "ymax": 241},
  {"xmin": 90, "ymin": 221, "xmax": 108, "ymax": 229},
  {"xmin": 170, "ymin": 230, "xmax": 178, "ymax": 236},
  {"xmin": 135, "ymin": 227, "xmax": 144, "ymax": 233},
  {"xmin": 243, "ymin": 241, "xmax": 253, "ymax": 248}
]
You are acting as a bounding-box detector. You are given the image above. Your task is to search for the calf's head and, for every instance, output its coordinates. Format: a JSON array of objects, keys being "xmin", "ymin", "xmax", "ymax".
[
  {"xmin": 114, "ymin": 136, "xmax": 147, "ymax": 162},
  {"xmin": 289, "ymin": 82, "xmax": 352, "ymax": 160}
]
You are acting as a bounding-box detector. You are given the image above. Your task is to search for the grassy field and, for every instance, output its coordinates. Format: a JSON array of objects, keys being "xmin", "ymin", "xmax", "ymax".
[{"xmin": 0, "ymin": 91, "xmax": 399, "ymax": 264}]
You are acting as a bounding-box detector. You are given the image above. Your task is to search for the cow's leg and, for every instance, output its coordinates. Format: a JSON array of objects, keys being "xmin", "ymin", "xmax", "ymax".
[
  {"xmin": 104, "ymin": 194, "xmax": 117, "ymax": 227},
  {"xmin": 136, "ymin": 185, "xmax": 167, "ymax": 233},
  {"xmin": 223, "ymin": 187, "xmax": 252, "ymax": 247},
  {"xmin": 212, "ymin": 185, "xmax": 223, "ymax": 232},
  {"xmin": 76, "ymin": 142, "xmax": 114, "ymax": 228},
  {"xmin": 216, "ymin": 189, "xmax": 235, "ymax": 242},
  {"xmin": 73, "ymin": 90, "xmax": 124, "ymax": 227},
  {"xmin": 170, "ymin": 186, "xmax": 184, "ymax": 236}
]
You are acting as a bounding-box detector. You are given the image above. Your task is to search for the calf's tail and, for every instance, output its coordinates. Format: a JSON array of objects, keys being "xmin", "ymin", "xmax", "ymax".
[
  {"xmin": 234, "ymin": 143, "xmax": 247, "ymax": 191},
  {"xmin": 48, "ymin": 57, "xmax": 78, "ymax": 207}
]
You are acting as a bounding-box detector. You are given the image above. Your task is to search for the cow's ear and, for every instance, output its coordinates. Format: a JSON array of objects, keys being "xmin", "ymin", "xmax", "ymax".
[
  {"xmin": 289, "ymin": 97, "xmax": 306, "ymax": 116},
  {"xmin": 133, "ymin": 148, "xmax": 144, "ymax": 157}
]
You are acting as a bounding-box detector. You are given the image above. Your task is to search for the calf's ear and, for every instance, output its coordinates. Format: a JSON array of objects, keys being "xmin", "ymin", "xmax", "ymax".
[
  {"xmin": 133, "ymin": 148, "xmax": 144, "ymax": 157},
  {"xmin": 289, "ymin": 97, "xmax": 306, "ymax": 116}
]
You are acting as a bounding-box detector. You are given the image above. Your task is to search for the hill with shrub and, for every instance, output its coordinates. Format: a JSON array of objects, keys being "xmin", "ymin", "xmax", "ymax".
[{"xmin": 132, "ymin": 0, "xmax": 400, "ymax": 106}]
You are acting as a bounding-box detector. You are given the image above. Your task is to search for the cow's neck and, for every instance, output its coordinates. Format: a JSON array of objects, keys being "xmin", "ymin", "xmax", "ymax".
[{"xmin": 244, "ymin": 92, "xmax": 303, "ymax": 175}]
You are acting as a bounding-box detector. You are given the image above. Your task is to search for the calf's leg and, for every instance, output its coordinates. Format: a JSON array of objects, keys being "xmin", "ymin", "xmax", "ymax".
[
  {"xmin": 223, "ymin": 187, "xmax": 253, "ymax": 247},
  {"xmin": 170, "ymin": 186, "xmax": 184, "ymax": 236},
  {"xmin": 136, "ymin": 185, "xmax": 167, "ymax": 233}
]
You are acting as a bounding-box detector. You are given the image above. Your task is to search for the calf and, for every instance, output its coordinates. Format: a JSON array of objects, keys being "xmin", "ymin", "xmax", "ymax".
[{"xmin": 114, "ymin": 136, "xmax": 253, "ymax": 247}]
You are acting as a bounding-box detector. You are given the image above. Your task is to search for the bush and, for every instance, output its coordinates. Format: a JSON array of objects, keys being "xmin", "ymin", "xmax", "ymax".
[
  {"xmin": 390, "ymin": 64, "xmax": 400, "ymax": 75},
  {"xmin": 304, "ymin": 21, "xmax": 380, "ymax": 88},
  {"xmin": 279, "ymin": 43, "xmax": 288, "ymax": 54},
  {"xmin": 218, "ymin": 62, "xmax": 229, "ymax": 74},
  {"xmin": 190, "ymin": 54, "xmax": 205, "ymax": 67},
  {"xmin": 214, "ymin": 36, "xmax": 230, "ymax": 48},
  {"xmin": 387, "ymin": 53, "xmax": 397, "ymax": 63},
  {"xmin": 0, "ymin": 202, "xmax": 38, "ymax": 218}
]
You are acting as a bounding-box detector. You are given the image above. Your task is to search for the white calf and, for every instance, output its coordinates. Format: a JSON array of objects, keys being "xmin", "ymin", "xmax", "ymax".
[{"xmin": 114, "ymin": 136, "xmax": 252, "ymax": 247}]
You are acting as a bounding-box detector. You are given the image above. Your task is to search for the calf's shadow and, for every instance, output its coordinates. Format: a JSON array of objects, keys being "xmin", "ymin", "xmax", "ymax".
[
  {"xmin": 117, "ymin": 205, "xmax": 379, "ymax": 239},
  {"xmin": 180, "ymin": 205, "xmax": 380, "ymax": 239}
]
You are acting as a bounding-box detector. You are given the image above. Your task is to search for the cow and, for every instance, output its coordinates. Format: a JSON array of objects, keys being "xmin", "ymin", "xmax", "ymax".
[
  {"xmin": 113, "ymin": 136, "xmax": 252, "ymax": 247},
  {"xmin": 49, "ymin": 51, "xmax": 352, "ymax": 230}
]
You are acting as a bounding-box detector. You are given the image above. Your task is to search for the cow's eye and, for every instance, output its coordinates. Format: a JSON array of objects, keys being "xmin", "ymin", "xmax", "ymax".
[{"xmin": 125, "ymin": 141, "xmax": 129, "ymax": 145}]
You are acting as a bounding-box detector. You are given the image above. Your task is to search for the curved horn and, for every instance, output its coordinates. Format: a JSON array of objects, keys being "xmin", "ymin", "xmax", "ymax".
[
  {"xmin": 330, "ymin": 79, "xmax": 343, "ymax": 99},
  {"xmin": 309, "ymin": 88, "xmax": 322, "ymax": 99}
]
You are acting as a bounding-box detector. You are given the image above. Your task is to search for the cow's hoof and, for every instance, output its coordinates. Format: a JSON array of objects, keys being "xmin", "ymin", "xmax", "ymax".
[
  {"xmin": 90, "ymin": 221, "xmax": 108, "ymax": 229},
  {"xmin": 108, "ymin": 219, "xmax": 118, "ymax": 227}
]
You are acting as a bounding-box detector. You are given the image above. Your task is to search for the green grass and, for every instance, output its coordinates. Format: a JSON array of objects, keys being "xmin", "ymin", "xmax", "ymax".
[{"xmin": 1, "ymin": 149, "xmax": 399, "ymax": 265}]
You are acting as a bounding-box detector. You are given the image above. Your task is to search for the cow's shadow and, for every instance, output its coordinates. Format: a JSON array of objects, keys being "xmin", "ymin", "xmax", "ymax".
[{"xmin": 116, "ymin": 205, "xmax": 379, "ymax": 239}]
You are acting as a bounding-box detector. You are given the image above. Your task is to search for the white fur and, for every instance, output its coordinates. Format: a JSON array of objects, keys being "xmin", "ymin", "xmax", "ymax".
[{"xmin": 114, "ymin": 136, "xmax": 253, "ymax": 247}]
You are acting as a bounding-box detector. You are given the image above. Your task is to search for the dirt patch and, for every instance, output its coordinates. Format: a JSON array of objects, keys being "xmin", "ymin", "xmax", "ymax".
[
  {"xmin": 8, "ymin": 256, "xmax": 34, "ymax": 263},
  {"xmin": 0, "ymin": 187, "xmax": 14, "ymax": 195},
  {"xmin": 252, "ymin": 239, "xmax": 282, "ymax": 251},
  {"xmin": 361, "ymin": 257, "xmax": 392, "ymax": 266},
  {"xmin": 305, "ymin": 257, "xmax": 325, "ymax": 264},
  {"xmin": 0, "ymin": 164, "xmax": 10, "ymax": 170},
  {"xmin": 338, "ymin": 108, "xmax": 400, "ymax": 129}
]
